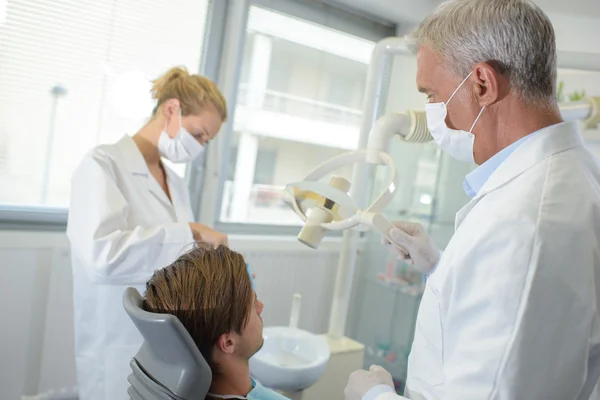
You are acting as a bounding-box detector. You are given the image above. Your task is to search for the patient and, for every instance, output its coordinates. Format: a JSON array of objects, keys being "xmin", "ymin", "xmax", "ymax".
[{"xmin": 142, "ymin": 244, "xmax": 289, "ymax": 400}]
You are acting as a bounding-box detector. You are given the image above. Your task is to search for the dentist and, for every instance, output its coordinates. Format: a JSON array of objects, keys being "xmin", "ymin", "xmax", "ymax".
[
  {"xmin": 67, "ymin": 66, "xmax": 228, "ymax": 400},
  {"xmin": 346, "ymin": 0, "xmax": 600, "ymax": 399}
]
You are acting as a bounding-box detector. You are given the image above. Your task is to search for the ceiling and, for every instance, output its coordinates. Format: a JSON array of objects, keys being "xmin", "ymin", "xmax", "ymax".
[{"xmin": 335, "ymin": 0, "xmax": 600, "ymax": 24}]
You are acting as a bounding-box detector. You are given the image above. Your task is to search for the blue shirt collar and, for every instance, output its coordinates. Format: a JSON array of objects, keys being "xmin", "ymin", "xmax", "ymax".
[{"xmin": 463, "ymin": 134, "xmax": 532, "ymax": 198}]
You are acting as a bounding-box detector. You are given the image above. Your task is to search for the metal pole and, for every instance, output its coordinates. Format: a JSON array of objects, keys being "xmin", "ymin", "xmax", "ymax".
[{"xmin": 40, "ymin": 84, "xmax": 67, "ymax": 204}]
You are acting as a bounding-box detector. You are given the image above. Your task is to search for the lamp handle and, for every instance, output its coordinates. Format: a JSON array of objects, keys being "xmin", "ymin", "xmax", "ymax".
[{"xmin": 366, "ymin": 212, "xmax": 412, "ymax": 262}]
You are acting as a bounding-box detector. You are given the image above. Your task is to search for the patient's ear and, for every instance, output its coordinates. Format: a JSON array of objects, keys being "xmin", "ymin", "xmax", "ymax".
[{"xmin": 216, "ymin": 333, "xmax": 235, "ymax": 354}]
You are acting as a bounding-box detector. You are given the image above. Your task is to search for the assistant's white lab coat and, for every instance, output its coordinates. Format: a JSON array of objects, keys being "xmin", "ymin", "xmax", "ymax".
[
  {"xmin": 66, "ymin": 135, "xmax": 196, "ymax": 400},
  {"xmin": 375, "ymin": 122, "xmax": 600, "ymax": 400}
]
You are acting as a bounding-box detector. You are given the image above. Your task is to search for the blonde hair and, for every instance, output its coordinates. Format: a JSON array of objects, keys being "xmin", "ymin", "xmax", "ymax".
[{"xmin": 151, "ymin": 66, "xmax": 228, "ymax": 120}]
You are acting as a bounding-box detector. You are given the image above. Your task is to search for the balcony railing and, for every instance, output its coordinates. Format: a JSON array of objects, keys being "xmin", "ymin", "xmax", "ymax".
[{"xmin": 237, "ymin": 84, "xmax": 363, "ymax": 127}]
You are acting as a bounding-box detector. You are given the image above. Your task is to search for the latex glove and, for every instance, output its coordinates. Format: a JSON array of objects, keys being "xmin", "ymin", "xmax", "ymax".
[
  {"xmin": 189, "ymin": 223, "xmax": 229, "ymax": 248},
  {"xmin": 383, "ymin": 221, "xmax": 440, "ymax": 274},
  {"xmin": 344, "ymin": 365, "xmax": 394, "ymax": 400}
]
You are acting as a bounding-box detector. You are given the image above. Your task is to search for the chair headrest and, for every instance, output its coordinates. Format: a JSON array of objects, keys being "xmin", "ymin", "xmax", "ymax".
[{"xmin": 123, "ymin": 287, "xmax": 212, "ymax": 400}]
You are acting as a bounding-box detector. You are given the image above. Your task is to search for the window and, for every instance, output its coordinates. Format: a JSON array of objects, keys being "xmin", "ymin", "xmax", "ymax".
[
  {"xmin": 0, "ymin": 0, "xmax": 211, "ymax": 207},
  {"xmin": 219, "ymin": 4, "xmax": 385, "ymax": 225},
  {"xmin": 226, "ymin": 143, "xmax": 277, "ymax": 184}
]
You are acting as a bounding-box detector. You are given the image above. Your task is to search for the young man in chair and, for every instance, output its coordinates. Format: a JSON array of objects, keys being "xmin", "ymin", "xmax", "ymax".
[{"xmin": 143, "ymin": 244, "xmax": 289, "ymax": 400}]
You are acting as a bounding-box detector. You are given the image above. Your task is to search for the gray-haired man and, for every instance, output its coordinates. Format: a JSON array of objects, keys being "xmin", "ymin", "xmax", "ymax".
[{"xmin": 345, "ymin": 0, "xmax": 600, "ymax": 399}]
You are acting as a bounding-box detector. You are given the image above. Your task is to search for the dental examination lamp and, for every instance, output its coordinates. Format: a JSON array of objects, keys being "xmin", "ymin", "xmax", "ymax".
[{"xmin": 282, "ymin": 110, "xmax": 431, "ymax": 262}]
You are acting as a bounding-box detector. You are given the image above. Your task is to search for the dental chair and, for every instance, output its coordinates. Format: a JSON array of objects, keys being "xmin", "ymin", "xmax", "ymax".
[{"xmin": 123, "ymin": 287, "xmax": 212, "ymax": 400}]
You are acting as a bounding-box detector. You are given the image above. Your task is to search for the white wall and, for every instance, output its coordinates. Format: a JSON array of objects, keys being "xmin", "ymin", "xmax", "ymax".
[
  {"xmin": 0, "ymin": 230, "xmax": 349, "ymax": 399},
  {"xmin": 548, "ymin": 13, "xmax": 600, "ymax": 55}
]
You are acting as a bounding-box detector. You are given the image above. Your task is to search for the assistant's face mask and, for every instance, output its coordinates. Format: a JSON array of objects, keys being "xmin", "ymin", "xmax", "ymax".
[
  {"xmin": 425, "ymin": 72, "xmax": 485, "ymax": 163},
  {"xmin": 158, "ymin": 109, "xmax": 205, "ymax": 163}
]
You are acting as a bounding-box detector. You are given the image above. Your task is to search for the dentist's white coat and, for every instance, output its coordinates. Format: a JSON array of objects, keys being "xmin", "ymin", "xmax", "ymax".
[
  {"xmin": 376, "ymin": 122, "xmax": 600, "ymax": 400},
  {"xmin": 67, "ymin": 135, "xmax": 195, "ymax": 400}
]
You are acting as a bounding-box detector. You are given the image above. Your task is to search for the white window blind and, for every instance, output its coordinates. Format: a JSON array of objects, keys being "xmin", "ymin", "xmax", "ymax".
[{"xmin": 0, "ymin": 0, "xmax": 210, "ymax": 207}]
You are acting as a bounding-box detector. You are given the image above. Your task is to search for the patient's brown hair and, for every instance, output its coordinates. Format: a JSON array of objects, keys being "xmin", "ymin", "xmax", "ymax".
[{"xmin": 142, "ymin": 244, "xmax": 253, "ymax": 370}]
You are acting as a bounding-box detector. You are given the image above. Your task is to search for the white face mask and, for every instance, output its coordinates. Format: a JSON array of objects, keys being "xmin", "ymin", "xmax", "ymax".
[
  {"xmin": 158, "ymin": 109, "xmax": 205, "ymax": 163},
  {"xmin": 424, "ymin": 72, "xmax": 485, "ymax": 163}
]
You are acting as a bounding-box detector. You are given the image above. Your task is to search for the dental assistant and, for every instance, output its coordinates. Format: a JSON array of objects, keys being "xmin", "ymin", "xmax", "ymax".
[
  {"xmin": 345, "ymin": 0, "xmax": 600, "ymax": 399},
  {"xmin": 67, "ymin": 67, "xmax": 229, "ymax": 400}
]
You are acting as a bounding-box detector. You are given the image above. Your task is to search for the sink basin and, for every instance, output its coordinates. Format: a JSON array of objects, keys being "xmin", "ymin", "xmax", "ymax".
[{"xmin": 249, "ymin": 326, "xmax": 330, "ymax": 392}]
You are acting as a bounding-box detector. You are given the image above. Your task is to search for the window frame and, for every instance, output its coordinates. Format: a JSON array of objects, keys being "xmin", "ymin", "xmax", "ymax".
[{"xmin": 203, "ymin": 0, "xmax": 397, "ymax": 235}]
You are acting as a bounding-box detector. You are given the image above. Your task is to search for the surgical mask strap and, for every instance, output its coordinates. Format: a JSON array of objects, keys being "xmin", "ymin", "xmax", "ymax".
[
  {"xmin": 445, "ymin": 71, "xmax": 486, "ymax": 133},
  {"xmin": 469, "ymin": 106, "xmax": 486, "ymax": 133},
  {"xmin": 446, "ymin": 71, "xmax": 473, "ymax": 105}
]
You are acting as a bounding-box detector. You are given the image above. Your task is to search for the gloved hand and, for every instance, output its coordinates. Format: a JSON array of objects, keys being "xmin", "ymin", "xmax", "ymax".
[
  {"xmin": 344, "ymin": 365, "xmax": 394, "ymax": 400},
  {"xmin": 383, "ymin": 221, "xmax": 440, "ymax": 274}
]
